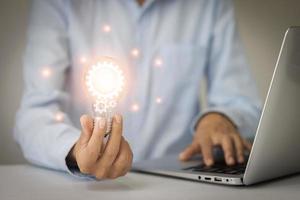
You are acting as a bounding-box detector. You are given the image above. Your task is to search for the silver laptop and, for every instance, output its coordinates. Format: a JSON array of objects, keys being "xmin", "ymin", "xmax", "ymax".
[{"xmin": 132, "ymin": 27, "xmax": 300, "ymax": 185}]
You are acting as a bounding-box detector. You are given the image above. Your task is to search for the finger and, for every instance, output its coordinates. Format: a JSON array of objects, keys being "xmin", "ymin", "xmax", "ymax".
[
  {"xmin": 200, "ymin": 137, "xmax": 214, "ymax": 166},
  {"xmin": 87, "ymin": 117, "xmax": 106, "ymax": 154},
  {"xmin": 221, "ymin": 136, "xmax": 235, "ymax": 166},
  {"xmin": 116, "ymin": 140, "xmax": 133, "ymax": 177},
  {"xmin": 108, "ymin": 139, "xmax": 133, "ymax": 179},
  {"xmin": 98, "ymin": 115, "xmax": 123, "ymax": 168},
  {"xmin": 232, "ymin": 135, "xmax": 245, "ymax": 164},
  {"xmin": 78, "ymin": 115, "xmax": 93, "ymax": 146},
  {"xmin": 243, "ymin": 139, "xmax": 252, "ymax": 152},
  {"xmin": 179, "ymin": 143, "xmax": 200, "ymax": 161},
  {"xmin": 122, "ymin": 139, "xmax": 133, "ymax": 174}
]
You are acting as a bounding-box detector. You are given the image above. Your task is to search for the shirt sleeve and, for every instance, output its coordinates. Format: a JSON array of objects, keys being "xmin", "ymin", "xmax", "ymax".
[
  {"xmin": 14, "ymin": 0, "xmax": 83, "ymax": 176},
  {"xmin": 192, "ymin": 0, "xmax": 262, "ymax": 139}
]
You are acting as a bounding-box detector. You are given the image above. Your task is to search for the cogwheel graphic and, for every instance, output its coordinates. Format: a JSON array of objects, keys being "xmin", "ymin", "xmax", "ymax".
[
  {"xmin": 93, "ymin": 100, "xmax": 107, "ymax": 114},
  {"xmin": 93, "ymin": 99, "xmax": 117, "ymax": 114},
  {"xmin": 85, "ymin": 61, "xmax": 125, "ymax": 100}
]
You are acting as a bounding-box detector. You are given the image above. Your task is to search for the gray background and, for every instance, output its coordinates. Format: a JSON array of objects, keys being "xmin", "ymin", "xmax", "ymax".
[{"xmin": 0, "ymin": 0, "xmax": 299, "ymax": 164}]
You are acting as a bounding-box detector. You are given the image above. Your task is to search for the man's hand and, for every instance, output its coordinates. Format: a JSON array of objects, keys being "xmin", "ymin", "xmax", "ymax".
[
  {"xmin": 68, "ymin": 114, "xmax": 133, "ymax": 179},
  {"xmin": 179, "ymin": 113, "xmax": 252, "ymax": 166}
]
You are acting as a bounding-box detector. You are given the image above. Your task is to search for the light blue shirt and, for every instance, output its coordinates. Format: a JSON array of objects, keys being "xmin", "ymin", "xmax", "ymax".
[{"xmin": 14, "ymin": 0, "xmax": 261, "ymax": 174}]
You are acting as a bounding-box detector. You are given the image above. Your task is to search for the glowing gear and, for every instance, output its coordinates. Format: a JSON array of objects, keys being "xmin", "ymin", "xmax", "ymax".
[{"xmin": 86, "ymin": 61, "xmax": 124, "ymax": 100}]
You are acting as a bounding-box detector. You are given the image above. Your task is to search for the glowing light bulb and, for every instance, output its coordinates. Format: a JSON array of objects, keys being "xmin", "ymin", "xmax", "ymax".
[{"xmin": 85, "ymin": 58, "xmax": 125, "ymax": 133}]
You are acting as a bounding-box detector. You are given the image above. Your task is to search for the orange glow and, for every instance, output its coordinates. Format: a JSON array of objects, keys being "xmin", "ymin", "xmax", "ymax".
[
  {"xmin": 154, "ymin": 57, "xmax": 163, "ymax": 67},
  {"xmin": 131, "ymin": 48, "xmax": 140, "ymax": 58},
  {"xmin": 85, "ymin": 58, "xmax": 125, "ymax": 100},
  {"xmin": 54, "ymin": 112, "xmax": 64, "ymax": 122},
  {"xmin": 91, "ymin": 66, "xmax": 119, "ymax": 95},
  {"xmin": 102, "ymin": 24, "xmax": 111, "ymax": 33},
  {"xmin": 80, "ymin": 56, "xmax": 87, "ymax": 64},
  {"xmin": 155, "ymin": 97, "xmax": 163, "ymax": 104},
  {"xmin": 131, "ymin": 103, "xmax": 140, "ymax": 112},
  {"xmin": 82, "ymin": 56, "xmax": 129, "ymax": 104},
  {"xmin": 41, "ymin": 67, "xmax": 52, "ymax": 78}
]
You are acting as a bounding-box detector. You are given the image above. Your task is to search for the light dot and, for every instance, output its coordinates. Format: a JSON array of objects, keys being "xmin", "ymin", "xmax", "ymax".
[
  {"xmin": 154, "ymin": 57, "xmax": 163, "ymax": 67},
  {"xmin": 131, "ymin": 103, "xmax": 140, "ymax": 112},
  {"xmin": 131, "ymin": 48, "xmax": 140, "ymax": 58},
  {"xmin": 102, "ymin": 24, "xmax": 111, "ymax": 33},
  {"xmin": 80, "ymin": 56, "xmax": 87, "ymax": 64},
  {"xmin": 156, "ymin": 97, "xmax": 163, "ymax": 104},
  {"xmin": 54, "ymin": 112, "xmax": 64, "ymax": 122},
  {"xmin": 41, "ymin": 67, "xmax": 52, "ymax": 78}
]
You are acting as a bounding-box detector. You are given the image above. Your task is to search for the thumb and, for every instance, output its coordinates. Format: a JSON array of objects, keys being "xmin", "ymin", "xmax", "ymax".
[
  {"xmin": 179, "ymin": 143, "xmax": 200, "ymax": 161},
  {"xmin": 78, "ymin": 115, "xmax": 93, "ymax": 146}
]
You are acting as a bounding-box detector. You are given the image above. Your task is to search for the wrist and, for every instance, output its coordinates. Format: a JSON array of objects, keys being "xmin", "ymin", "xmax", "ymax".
[{"xmin": 197, "ymin": 112, "xmax": 237, "ymax": 130}]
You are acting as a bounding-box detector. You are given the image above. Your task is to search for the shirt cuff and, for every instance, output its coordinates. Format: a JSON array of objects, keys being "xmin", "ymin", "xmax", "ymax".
[
  {"xmin": 57, "ymin": 127, "xmax": 96, "ymax": 180},
  {"xmin": 191, "ymin": 107, "xmax": 253, "ymax": 139}
]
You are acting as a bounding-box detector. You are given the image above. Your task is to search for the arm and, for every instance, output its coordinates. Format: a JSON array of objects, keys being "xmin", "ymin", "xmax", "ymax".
[
  {"xmin": 180, "ymin": 0, "xmax": 262, "ymax": 166},
  {"xmin": 14, "ymin": 0, "xmax": 80, "ymax": 172},
  {"xmin": 14, "ymin": 1, "xmax": 133, "ymax": 179},
  {"xmin": 202, "ymin": 1, "xmax": 261, "ymax": 139}
]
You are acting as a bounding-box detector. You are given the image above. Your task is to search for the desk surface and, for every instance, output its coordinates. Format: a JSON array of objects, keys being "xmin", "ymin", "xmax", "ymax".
[{"xmin": 1, "ymin": 165, "xmax": 300, "ymax": 200}]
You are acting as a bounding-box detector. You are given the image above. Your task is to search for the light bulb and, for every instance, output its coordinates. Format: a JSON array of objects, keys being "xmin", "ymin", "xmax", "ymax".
[{"xmin": 85, "ymin": 57, "xmax": 125, "ymax": 133}]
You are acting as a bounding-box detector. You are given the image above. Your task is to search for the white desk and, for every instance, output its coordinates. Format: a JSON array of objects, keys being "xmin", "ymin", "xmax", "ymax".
[{"xmin": 1, "ymin": 165, "xmax": 300, "ymax": 200}]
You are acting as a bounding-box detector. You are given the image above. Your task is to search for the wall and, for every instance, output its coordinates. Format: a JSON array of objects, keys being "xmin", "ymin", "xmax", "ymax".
[
  {"xmin": 234, "ymin": 0, "xmax": 300, "ymax": 98},
  {"xmin": 0, "ymin": 0, "xmax": 299, "ymax": 164},
  {"xmin": 0, "ymin": 0, "xmax": 28, "ymax": 164}
]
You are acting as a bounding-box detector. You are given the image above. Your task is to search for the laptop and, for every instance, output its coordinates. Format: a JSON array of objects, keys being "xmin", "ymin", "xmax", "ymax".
[{"xmin": 132, "ymin": 27, "xmax": 300, "ymax": 185}]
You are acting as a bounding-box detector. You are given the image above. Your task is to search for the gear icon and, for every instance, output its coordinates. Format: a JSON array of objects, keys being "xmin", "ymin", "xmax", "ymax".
[
  {"xmin": 93, "ymin": 100, "xmax": 107, "ymax": 114},
  {"xmin": 93, "ymin": 99, "xmax": 117, "ymax": 114},
  {"xmin": 85, "ymin": 61, "xmax": 124, "ymax": 100}
]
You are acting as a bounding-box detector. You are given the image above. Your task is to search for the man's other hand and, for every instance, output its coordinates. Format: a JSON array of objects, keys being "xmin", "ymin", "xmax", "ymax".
[
  {"xmin": 179, "ymin": 113, "xmax": 252, "ymax": 166},
  {"xmin": 68, "ymin": 114, "xmax": 133, "ymax": 179}
]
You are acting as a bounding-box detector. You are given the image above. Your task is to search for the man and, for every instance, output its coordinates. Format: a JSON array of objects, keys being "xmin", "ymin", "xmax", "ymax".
[{"xmin": 14, "ymin": 0, "xmax": 261, "ymax": 180}]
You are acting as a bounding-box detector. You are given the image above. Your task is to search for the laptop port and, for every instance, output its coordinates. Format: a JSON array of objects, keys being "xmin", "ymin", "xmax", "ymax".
[
  {"xmin": 204, "ymin": 177, "xmax": 211, "ymax": 181},
  {"xmin": 214, "ymin": 177, "xmax": 222, "ymax": 182}
]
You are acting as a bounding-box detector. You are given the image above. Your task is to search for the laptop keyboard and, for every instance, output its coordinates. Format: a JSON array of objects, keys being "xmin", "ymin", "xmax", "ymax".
[{"xmin": 183, "ymin": 163, "xmax": 246, "ymax": 175}]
